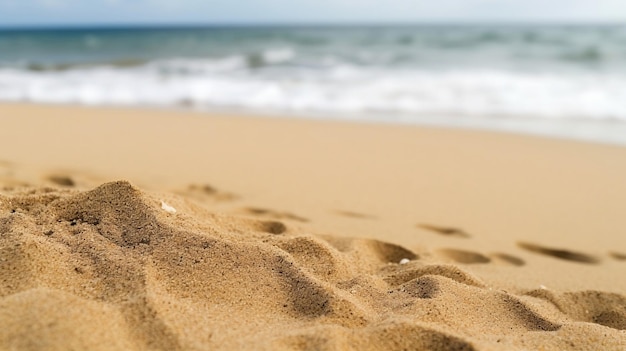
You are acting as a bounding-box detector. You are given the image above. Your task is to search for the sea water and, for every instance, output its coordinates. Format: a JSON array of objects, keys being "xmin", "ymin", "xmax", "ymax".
[{"xmin": 1, "ymin": 25, "xmax": 626, "ymax": 144}]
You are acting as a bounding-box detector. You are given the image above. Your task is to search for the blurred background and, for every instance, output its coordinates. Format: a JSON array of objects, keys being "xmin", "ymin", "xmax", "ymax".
[{"xmin": 1, "ymin": 0, "xmax": 626, "ymax": 144}]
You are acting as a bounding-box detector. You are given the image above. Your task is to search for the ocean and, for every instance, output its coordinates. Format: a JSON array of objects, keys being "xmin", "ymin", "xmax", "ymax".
[{"xmin": 1, "ymin": 25, "xmax": 626, "ymax": 144}]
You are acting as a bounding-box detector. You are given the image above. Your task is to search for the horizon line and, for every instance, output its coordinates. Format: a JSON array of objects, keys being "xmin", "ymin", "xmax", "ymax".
[{"xmin": 1, "ymin": 20, "xmax": 625, "ymax": 31}]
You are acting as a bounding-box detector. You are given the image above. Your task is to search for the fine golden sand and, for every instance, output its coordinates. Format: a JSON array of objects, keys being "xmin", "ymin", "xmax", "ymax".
[{"xmin": 1, "ymin": 103, "xmax": 625, "ymax": 350}]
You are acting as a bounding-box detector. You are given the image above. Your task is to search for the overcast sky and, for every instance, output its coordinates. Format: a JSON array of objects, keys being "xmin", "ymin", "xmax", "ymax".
[{"xmin": 0, "ymin": 0, "xmax": 625, "ymax": 27}]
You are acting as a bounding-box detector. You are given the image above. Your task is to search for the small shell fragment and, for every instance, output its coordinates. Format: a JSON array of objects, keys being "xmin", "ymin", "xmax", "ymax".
[
  {"xmin": 539, "ymin": 284, "xmax": 548, "ymax": 290},
  {"xmin": 161, "ymin": 201, "xmax": 177, "ymax": 214},
  {"xmin": 399, "ymin": 258, "xmax": 410, "ymax": 265}
]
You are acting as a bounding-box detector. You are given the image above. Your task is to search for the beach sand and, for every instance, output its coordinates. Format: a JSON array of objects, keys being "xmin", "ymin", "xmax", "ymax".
[{"xmin": 1, "ymin": 103, "xmax": 625, "ymax": 350}]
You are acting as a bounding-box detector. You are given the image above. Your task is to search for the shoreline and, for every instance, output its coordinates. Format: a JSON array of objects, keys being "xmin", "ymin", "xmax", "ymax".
[{"xmin": 4, "ymin": 101, "xmax": 626, "ymax": 147}]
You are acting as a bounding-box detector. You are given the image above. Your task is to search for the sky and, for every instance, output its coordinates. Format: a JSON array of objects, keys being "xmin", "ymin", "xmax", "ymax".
[{"xmin": 0, "ymin": 0, "xmax": 625, "ymax": 27}]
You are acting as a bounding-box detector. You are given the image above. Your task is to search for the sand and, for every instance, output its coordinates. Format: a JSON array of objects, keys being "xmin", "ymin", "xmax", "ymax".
[{"xmin": 0, "ymin": 103, "xmax": 625, "ymax": 350}]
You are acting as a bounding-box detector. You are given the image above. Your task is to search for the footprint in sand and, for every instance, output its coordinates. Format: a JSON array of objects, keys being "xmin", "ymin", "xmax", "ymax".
[
  {"xmin": 176, "ymin": 183, "xmax": 238, "ymax": 202},
  {"xmin": 334, "ymin": 210, "xmax": 376, "ymax": 220},
  {"xmin": 489, "ymin": 253, "xmax": 525, "ymax": 266},
  {"xmin": 47, "ymin": 175, "xmax": 76, "ymax": 187},
  {"xmin": 241, "ymin": 219, "xmax": 288, "ymax": 235},
  {"xmin": 368, "ymin": 240, "xmax": 418, "ymax": 263},
  {"xmin": 319, "ymin": 235, "xmax": 418, "ymax": 264},
  {"xmin": 417, "ymin": 224, "xmax": 471, "ymax": 238},
  {"xmin": 609, "ymin": 252, "xmax": 626, "ymax": 261},
  {"xmin": 436, "ymin": 249, "xmax": 524, "ymax": 266},
  {"xmin": 436, "ymin": 248, "xmax": 490, "ymax": 264},
  {"xmin": 517, "ymin": 242, "xmax": 600, "ymax": 264},
  {"xmin": 242, "ymin": 207, "xmax": 309, "ymax": 223}
]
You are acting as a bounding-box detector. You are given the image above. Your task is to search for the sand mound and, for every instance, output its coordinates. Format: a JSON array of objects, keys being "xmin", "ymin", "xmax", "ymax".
[{"xmin": 1, "ymin": 181, "xmax": 625, "ymax": 350}]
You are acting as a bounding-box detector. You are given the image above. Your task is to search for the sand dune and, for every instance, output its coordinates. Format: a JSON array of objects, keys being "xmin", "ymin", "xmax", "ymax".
[{"xmin": 1, "ymin": 180, "xmax": 625, "ymax": 350}]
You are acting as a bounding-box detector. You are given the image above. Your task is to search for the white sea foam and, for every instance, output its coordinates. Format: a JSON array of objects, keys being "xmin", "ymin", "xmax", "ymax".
[
  {"xmin": 1, "ymin": 62, "xmax": 625, "ymax": 121},
  {"xmin": 262, "ymin": 48, "xmax": 296, "ymax": 64}
]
